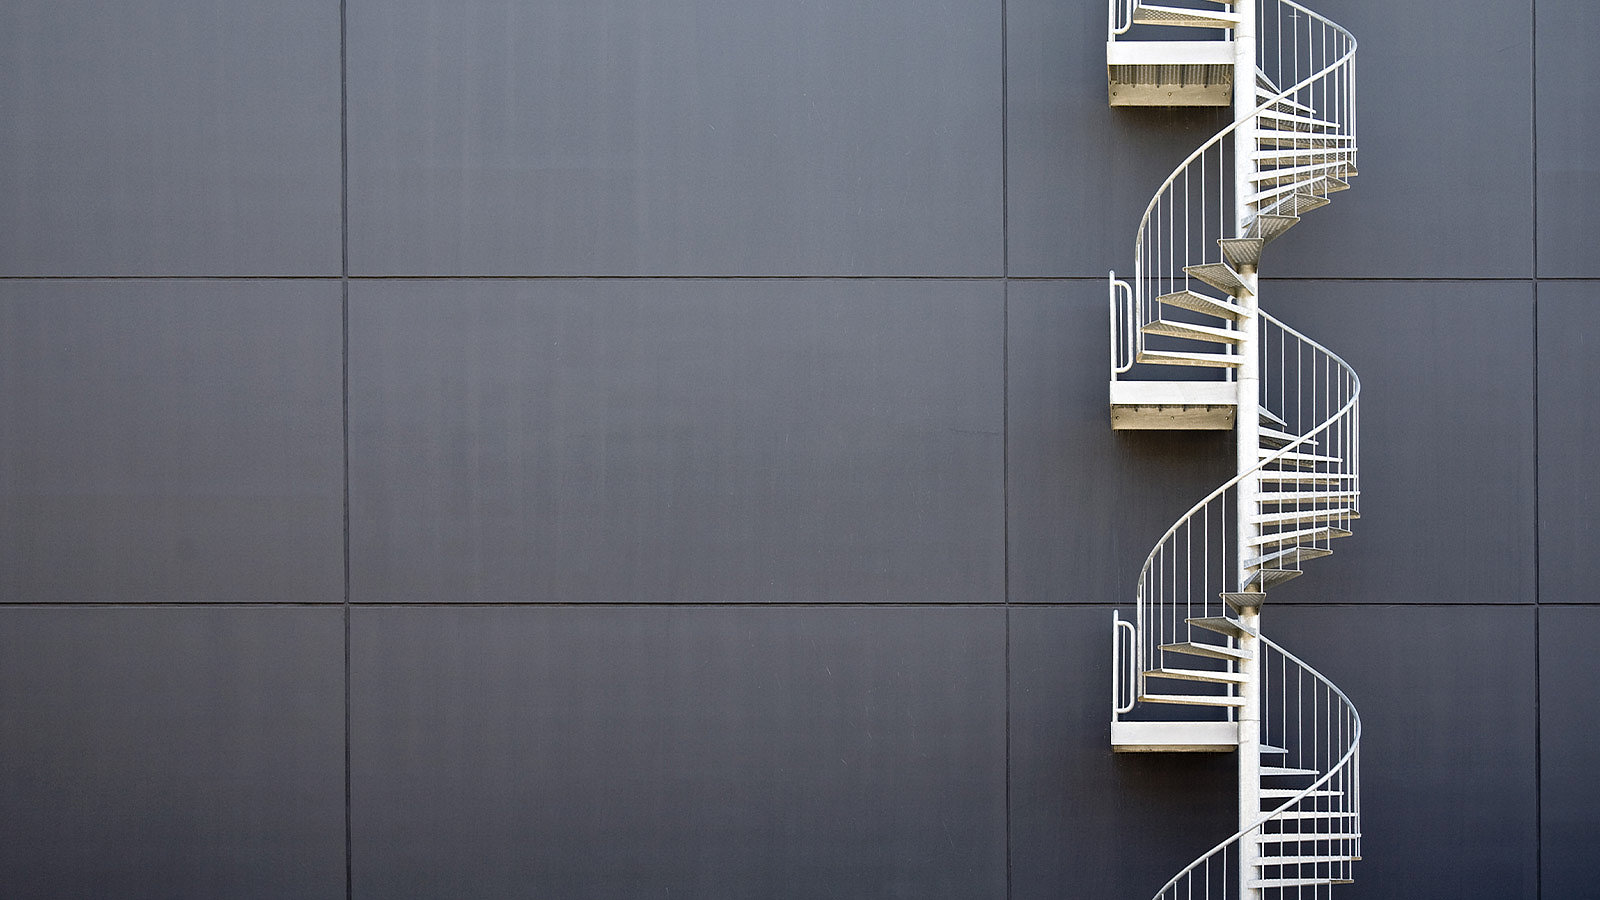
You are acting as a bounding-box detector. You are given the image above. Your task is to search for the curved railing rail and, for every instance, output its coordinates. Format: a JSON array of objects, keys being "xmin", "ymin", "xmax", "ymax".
[
  {"xmin": 1123, "ymin": 312, "xmax": 1358, "ymax": 694},
  {"xmin": 1147, "ymin": 636, "xmax": 1362, "ymax": 899},
  {"xmin": 1107, "ymin": 2, "xmax": 1363, "ymax": 896},
  {"xmin": 1109, "ymin": 1, "xmax": 1356, "ymax": 376}
]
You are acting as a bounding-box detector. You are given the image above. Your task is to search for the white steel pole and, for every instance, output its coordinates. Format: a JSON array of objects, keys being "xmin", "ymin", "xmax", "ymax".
[{"xmin": 1232, "ymin": 4, "xmax": 1262, "ymax": 900}]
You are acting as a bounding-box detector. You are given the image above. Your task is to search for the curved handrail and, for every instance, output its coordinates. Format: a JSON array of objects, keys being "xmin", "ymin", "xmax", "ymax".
[
  {"xmin": 1110, "ymin": 0, "xmax": 1357, "ymax": 378},
  {"xmin": 1131, "ymin": 311, "xmax": 1360, "ymax": 690},
  {"xmin": 1138, "ymin": 317, "xmax": 1357, "ymax": 570},
  {"xmin": 1147, "ymin": 635, "xmax": 1362, "ymax": 899}
]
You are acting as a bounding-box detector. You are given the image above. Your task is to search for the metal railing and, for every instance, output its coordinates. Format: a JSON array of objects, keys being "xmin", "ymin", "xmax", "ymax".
[
  {"xmin": 1146, "ymin": 636, "xmax": 1362, "ymax": 900},
  {"xmin": 1116, "ymin": 312, "xmax": 1358, "ymax": 702},
  {"xmin": 1109, "ymin": 0, "xmax": 1356, "ymax": 378}
]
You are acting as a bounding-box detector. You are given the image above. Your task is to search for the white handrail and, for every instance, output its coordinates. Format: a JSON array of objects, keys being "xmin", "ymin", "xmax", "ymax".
[
  {"xmin": 1110, "ymin": 1, "xmax": 1356, "ymax": 382},
  {"xmin": 1109, "ymin": 2, "xmax": 1363, "ymax": 896},
  {"xmin": 1112, "ymin": 614, "xmax": 1138, "ymax": 716},
  {"xmin": 1132, "ymin": 313, "xmax": 1359, "ymax": 689},
  {"xmin": 1146, "ymin": 635, "xmax": 1362, "ymax": 899}
]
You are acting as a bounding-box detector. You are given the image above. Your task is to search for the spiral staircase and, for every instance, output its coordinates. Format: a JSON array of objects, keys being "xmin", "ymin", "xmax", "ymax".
[{"xmin": 1105, "ymin": 2, "xmax": 1364, "ymax": 898}]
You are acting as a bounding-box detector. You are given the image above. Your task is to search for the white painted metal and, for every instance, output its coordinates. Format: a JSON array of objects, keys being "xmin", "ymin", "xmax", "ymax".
[
  {"xmin": 1109, "ymin": 380, "xmax": 1238, "ymax": 430},
  {"xmin": 1110, "ymin": 720, "xmax": 1239, "ymax": 753},
  {"xmin": 1105, "ymin": 0, "xmax": 1364, "ymax": 896}
]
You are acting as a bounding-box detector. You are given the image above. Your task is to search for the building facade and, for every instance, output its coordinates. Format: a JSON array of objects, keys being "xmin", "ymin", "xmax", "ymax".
[{"xmin": 0, "ymin": 1, "xmax": 1593, "ymax": 896}]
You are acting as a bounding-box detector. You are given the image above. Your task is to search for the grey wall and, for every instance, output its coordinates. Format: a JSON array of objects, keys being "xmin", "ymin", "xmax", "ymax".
[{"xmin": 0, "ymin": 0, "xmax": 1588, "ymax": 897}]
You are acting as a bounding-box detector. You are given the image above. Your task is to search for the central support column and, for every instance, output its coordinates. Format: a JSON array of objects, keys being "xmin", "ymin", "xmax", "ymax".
[{"xmin": 1231, "ymin": 4, "xmax": 1262, "ymax": 900}]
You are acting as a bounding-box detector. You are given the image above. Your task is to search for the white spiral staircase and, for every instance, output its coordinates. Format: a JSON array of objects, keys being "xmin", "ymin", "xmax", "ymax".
[{"xmin": 1104, "ymin": 2, "xmax": 1364, "ymax": 898}]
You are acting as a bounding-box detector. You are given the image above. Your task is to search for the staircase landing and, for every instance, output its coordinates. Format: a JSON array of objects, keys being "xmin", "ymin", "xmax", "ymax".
[
  {"xmin": 1112, "ymin": 720, "xmax": 1239, "ymax": 752},
  {"xmin": 1107, "ymin": 40, "xmax": 1235, "ymax": 107},
  {"xmin": 1110, "ymin": 380, "xmax": 1236, "ymax": 430}
]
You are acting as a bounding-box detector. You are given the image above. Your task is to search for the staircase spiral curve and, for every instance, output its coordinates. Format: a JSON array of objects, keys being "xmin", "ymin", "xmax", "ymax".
[{"xmin": 1104, "ymin": 1, "xmax": 1364, "ymax": 897}]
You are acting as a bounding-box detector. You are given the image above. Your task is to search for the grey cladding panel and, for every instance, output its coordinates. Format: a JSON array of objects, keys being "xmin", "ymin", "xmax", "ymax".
[
  {"xmin": 1264, "ymin": 0, "xmax": 1534, "ymax": 277},
  {"xmin": 348, "ymin": 279, "xmax": 1004, "ymax": 604},
  {"xmin": 1263, "ymin": 280, "xmax": 1535, "ymax": 604},
  {"xmin": 350, "ymin": 606, "xmax": 1007, "ymax": 899},
  {"xmin": 1005, "ymin": 280, "xmax": 1233, "ymax": 604},
  {"xmin": 1267, "ymin": 606, "xmax": 1537, "ymax": 898},
  {"xmin": 1005, "ymin": 0, "xmax": 1230, "ymax": 276},
  {"xmin": 1536, "ymin": 282, "xmax": 1600, "ymax": 602},
  {"xmin": 1008, "ymin": 0, "xmax": 1534, "ymax": 278},
  {"xmin": 1539, "ymin": 607, "xmax": 1600, "ymax": 899},
  {"xmin": 347, "ymin": 0, "xmax": 1002, "ymax": 276},
  {"xmin": 0, "ymin": 608, "xmax": 346, "ymax": 900},
  {"xmin": 1008, "ymin": 606, "xmax": 1236, "ymax": 899},
  {"xmin": 0, "ymin": 281, "xmax": 345, "ymax": 603},
  {"xmin": 1536, "ymin": 1, "xmax": 1600, "ymax": 275},
  {"xmin": 0, "ymin": 1, "xmax": 341, "ymax": 275}
]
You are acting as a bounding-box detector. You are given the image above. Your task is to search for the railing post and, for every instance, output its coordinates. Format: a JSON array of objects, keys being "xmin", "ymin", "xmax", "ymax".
[{"xmin": 1233, "ymin": 3, "xmax": 1263, "ymax": 899}]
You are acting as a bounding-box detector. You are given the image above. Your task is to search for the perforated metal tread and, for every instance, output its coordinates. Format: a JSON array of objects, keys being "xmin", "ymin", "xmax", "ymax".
[
  {"xmin": 1139, "ymin": 692, "xmax": 1248, "ymax": 708},
  {"xmin": 1156, "ymin": 289, "xmax": 1251, "ymax": 321},
  {"xmin": 1188, "ymin": 615, "xmax": 1256, "ymax": 639},
  {"xmin": 1146, "ymin": 667, "xmax": 1250, "ymax": 684},
  {"xmin": 1160, "ymin": 640, "xmax": 1252, "ymax": 661},
  {"xmin": 1142, "ymin": 318, "xmax": 1247, "ymax": 344},
  {"xmin": 1242, "ymin": 545, "xmax": 1334, "ymax": 570},
  {"xmin": 1131, "ymin": 4, "xmax": 1242, "ymax": 28},
  {"xmin": 1250, "ymin": 877, "xmax": 1355, "ymax": 889},
  {"xmin": 1137, "ymin": 349, "xmax": 1244, "ymax": 368},
  {"xmin": 1185, "ymin": 262, "xmax": 1253, "ymax": 296}
]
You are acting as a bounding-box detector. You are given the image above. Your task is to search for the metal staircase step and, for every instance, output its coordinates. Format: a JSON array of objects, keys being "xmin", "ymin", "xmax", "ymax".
[
  {"xmin": 1185, "ymin": 262, "xmax": 1253, "ymax": 297},
  {"xmin": 1245, "ymin": 213, "xmax": 1299, "ymax": 244},
  {"xmin": 1258, "ymin": 407, "xmax": 1289, "ymax": 429},
  {"xmin": 1131, "ymin": 4, "xmax": 1242, "ymax": 28},
  {"xmin": 1159, "ymin": 640, "xmax": 1252, "ymax": 661},
  {"xmin": 1257, "ymin": 110, "xmax": 1344, "ymax": 132},
  {"xmin": 1222, "ymin": 591, "xmax": 1266, "ymax": 612},
  {"xmin": 1243, "ymin": 545, "xmax": 1333, "ymax": 570},
  {"xmin": 1255, "ymin": 91, "xmax": 1317, "ymax": 115},
  {"xmin": 1156, "ymin": 289, "xmax": 1251, "ymax": 321},
  {"xmin": 1253, "ymin": 146, "xmax": 1358, "ymax": 163},
  {"xmin": 1248, "ymin": 526, "xmax": 1353, "ymax": 549},
  {"xmin": 1256, "ymin": 489, "xmax": 1360, "ymax": 505},
  {"xmin": 1247, "ymin": 178, "xmax": 1330, "ymax": 207},
  {"xmin": 1257, "ymin": 471, "xmax": 1356, "ymax": 484},
  {"xmin": 1259, "ymin": 448, "xmax": 1344, "ymax": 467},
  {"xmin": 1142, "ymin": 318, "xmax": 1246, "ymax": 344},
  {"xmin": 1261, "ymin": 788, "xmax": 1343, "ymax": 798},
  {"xmin": 1146, "ymin": 667, "xmax": 1249, "ymax": 685},
  {"xmin": 1251, "ymin": 161, "xmax": 1356, "ymax": 188},
  {"xmin": 1218, "ymin": 237, "xmax": 1264, "ymax": 270},
  {"xmin": 1255, "ymin": 130, "xmax": 1356, "ymax": 148},
  {"xmin": 1260, "ymin": 826, "xmax": 1363, "ymax": 839},
  {"xmin": 1250, "ymin": 877, "xmax": 1355, "ymax": 889},
  {"xmin": 1323, "ymin": 174, "xmax": 1353, "ymax": 192},
  {"xmin": 1257, "ymin": 426, "xmax": 1312, "ymax": 449},
  {"xmin": 1188, "ymin": 615, "xmax": 1256, "ymax": 639},
  {"xmin": 1253, "ymin": 507, "xmax": 1358, "ymax": 527},
  {"xmin": 1260, "ymin": 191, "xmax": 1332, "ymax": 218},
  {"xmin": 1247, "ymin": 568, "xmax": 1302, "ymax": 590},
  {"xmin": 1261, "ymin": 765, "xmax": 1321, "ymax": 776},
  {"xmin": 1256, "ymin": 70, "xmax": 1279, "ymax": 92},
  {"xmin": 1257, "ymin": 855, "xmax": 1361, "ymax": 866},
  {"xmin": 1259, "ymin": 744, "xmax": 1288, "ymax": 755},
  {"xmin": 1137, "ymin": 349, "xmax": 1244, "ymax": 368},
  {"xmin": 1139, "ymin": 692, "xmax": 1248, "ymax": 708}
]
